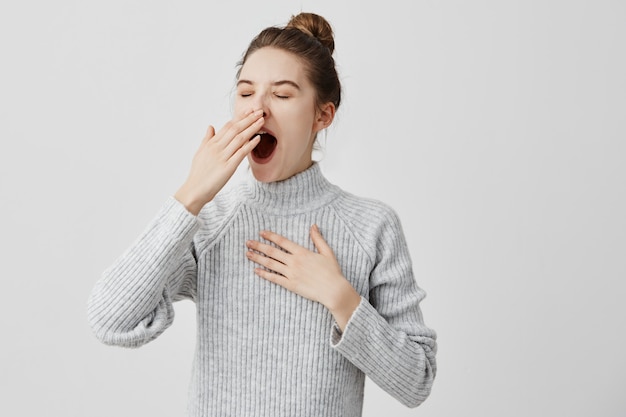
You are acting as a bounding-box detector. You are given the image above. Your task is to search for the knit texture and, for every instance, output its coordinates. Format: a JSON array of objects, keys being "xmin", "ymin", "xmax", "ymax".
[{"xmin": 88, "ymin": 163, "xmax": 437, "ymax": 417}]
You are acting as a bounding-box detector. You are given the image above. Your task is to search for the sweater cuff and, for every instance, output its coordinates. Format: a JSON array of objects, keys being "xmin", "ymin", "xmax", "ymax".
[
  {"xmin": 330, "ymin": 297, "xmax": 396, "ymax": 359},
  {"xmin": 159, "ymin": 196, "xmax": 202, "ymax": 235},
  {"xmin": 329, "ymin": 296, "xmax": 367, "ymax": 347}
]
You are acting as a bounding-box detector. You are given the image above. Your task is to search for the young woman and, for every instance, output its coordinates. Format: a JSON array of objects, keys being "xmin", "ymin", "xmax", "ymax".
[{"xmin": 88, "ymin": 12, "xmax": 437, "ymax": 417}]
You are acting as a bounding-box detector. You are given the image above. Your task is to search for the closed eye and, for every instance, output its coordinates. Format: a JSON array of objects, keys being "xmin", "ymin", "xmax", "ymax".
[{"xmin": 274, "ymin": 94, "xmax": 290, "ymax": 99}]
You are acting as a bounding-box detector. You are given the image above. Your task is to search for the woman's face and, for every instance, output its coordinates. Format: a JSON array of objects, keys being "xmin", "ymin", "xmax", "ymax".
[{"xmin": 235, "ymin": 47, "xmax": 331, "ymax": 183}]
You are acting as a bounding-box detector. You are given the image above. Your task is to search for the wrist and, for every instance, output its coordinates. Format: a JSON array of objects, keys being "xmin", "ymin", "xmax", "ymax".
[
  {"xmin": 174, "ymin": 183, "xmax": 209, "ymax": 216},
  {"xmin": 326, "ymin": 280, "xmax": 361, "ymax": 332}
]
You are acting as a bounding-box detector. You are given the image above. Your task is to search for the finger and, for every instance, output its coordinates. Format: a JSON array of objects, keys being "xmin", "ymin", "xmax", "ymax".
[
  {"xmin": 254, "ymin": 267, "xmax": 291, "ymax": 288},
  {"xmin": 247, "ymin": 240, "xmax": 290, "ymax": 263},
  {"xmin": 238, "ymin": 107, "xmax": 258, "ymax": 120},
  {"xmin": 259, "ymin": 230, "xmax": 302, "ymax": 254},
  {"xmin": 229, "ymin": 134, "xmax": 260, "ymax": 166},
  {"xmin": 310, "ymin": 224, "xmax": 334, "ymax": 256},
  {"xmin": 218, "ymin": 109, "xmax": 263, "ymax": 146},
  {"xmin": 224, "ymin": 116, "xmax": 264, "ymax": 158},
  {"xmin": 247, "ymin": 250, "xmax": 287, "ymax": 276}
]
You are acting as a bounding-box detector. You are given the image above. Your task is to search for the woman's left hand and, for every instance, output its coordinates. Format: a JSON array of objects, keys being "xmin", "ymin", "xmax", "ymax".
[{"xmin": 246, "ymin": 225, "xmax": 361, "ymax": 330}]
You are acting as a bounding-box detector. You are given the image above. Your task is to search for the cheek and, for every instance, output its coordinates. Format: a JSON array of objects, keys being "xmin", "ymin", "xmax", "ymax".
[
  {"xmin": 233, "ymin": 97, "xmax": 247, "ymax": 118},
  {"xmin": 285, "ymin": 102, "xmax": 316, "ymax": 125}
]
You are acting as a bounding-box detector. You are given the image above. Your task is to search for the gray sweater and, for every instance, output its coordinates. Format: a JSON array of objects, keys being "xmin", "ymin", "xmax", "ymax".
[{"xmin": 87, "ymin": 163, "xmax": 437, "ymax": 416}]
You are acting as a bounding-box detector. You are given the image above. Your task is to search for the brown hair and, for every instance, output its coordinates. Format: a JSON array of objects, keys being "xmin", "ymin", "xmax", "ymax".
[{"xmin": 237, "ymin": 13, "xmax": 341, "ymax": 111}]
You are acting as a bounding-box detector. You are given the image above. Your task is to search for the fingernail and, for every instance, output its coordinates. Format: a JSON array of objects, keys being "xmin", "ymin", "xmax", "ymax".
[{"xmin": 254, "ymin": 109, "xmax": 263, "ymax": 116}]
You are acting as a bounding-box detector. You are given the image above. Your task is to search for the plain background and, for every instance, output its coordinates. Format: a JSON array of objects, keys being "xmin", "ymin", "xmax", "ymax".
[{"xmin": 1, "ymin": 0, "xmax": 624, "ymax": 416}]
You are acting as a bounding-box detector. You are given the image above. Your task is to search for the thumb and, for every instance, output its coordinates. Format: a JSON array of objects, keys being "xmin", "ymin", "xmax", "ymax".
[
  {"xmin": 202, "ymin": 125, "xmax": 216, "ymax": 144},
  {"xmin": 310, "ymin": 224, "xmax": 333, "ymax": 257}
]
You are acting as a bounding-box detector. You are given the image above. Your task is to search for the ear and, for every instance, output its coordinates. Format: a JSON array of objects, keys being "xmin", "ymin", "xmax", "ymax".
[{"xmin": 313, "ymin": 102, "xmax": 336, "ymax": 133}]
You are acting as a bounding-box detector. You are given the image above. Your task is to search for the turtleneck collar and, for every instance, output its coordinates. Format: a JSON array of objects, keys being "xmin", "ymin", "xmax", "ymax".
[{"xmin": 242, "ymin": 162, "xmax": 338, "ymax": 214}]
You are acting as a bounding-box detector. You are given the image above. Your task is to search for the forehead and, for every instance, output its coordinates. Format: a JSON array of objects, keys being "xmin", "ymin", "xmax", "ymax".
[{"xmin": 238, "ymin": 47, "xmax": 308, "ymax": 85}]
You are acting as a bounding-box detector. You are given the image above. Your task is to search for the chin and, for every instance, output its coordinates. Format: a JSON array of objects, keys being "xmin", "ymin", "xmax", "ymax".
[
  {"xmin": 248, "ymin": 156, "xmax": 312, "ymax": 183},
  {"xmin": 249, "ymin": 162, "xmax": 282, "ymax": 183}
]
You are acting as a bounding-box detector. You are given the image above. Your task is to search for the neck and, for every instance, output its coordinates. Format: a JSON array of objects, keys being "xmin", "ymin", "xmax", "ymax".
[{"xmin": 243, "ymin": 162, "xmax": 338, "ymax": 214}]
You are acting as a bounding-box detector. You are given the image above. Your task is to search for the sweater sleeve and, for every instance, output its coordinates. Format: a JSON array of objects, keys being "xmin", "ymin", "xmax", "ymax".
[
  {"xmin": 87, "ymin": 197, "xmax": 201, "ymax": 348},
  {"xmin": 330, "ymin": 207, "xmax": 437, "ymax": 408}
]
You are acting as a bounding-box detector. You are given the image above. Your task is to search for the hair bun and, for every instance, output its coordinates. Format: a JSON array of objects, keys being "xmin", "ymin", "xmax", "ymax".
[{"xmin": 287, "ymin": 13, "xmax": 335, "ymax": 54}]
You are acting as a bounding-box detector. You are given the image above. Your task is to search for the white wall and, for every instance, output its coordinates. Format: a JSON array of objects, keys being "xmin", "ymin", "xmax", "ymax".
[{"xmin": 1, "ymin": 1, "xmax": 624, "ymax": 416}]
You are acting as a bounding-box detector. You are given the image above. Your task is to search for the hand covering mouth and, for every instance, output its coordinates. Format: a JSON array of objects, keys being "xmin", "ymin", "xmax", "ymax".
[{"xmin": 253, "ymin": 131, "xmax": 278, "ymax": 159}]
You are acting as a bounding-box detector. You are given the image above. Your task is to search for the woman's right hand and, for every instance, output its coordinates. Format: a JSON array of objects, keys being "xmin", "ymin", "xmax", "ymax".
[{"xmin": 174, "ymin": 109, "xmax": 264, "ymax": 215}]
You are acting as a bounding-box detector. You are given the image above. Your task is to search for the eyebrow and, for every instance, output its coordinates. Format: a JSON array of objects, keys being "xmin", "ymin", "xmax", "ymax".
[{"xmin": 236, "ymin": 79, "xmax": 301, "ymax": 90}]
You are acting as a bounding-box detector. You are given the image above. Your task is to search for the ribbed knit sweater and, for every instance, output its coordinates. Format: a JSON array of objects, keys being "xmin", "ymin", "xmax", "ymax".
[{"xmin": 87, "ymin": 163, "xmax": 437, "ymax": 417}]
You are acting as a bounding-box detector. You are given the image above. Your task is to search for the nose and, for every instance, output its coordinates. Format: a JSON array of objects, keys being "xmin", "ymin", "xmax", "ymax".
[{"xmin": 250, "ymin": 94, "xmax": 270, "ymax": 119}]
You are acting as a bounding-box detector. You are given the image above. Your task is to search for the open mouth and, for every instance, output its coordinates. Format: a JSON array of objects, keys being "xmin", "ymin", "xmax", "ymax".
[{"xmin": 251, "ymin": 131, "xmax": 278, "ymax": 162}]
